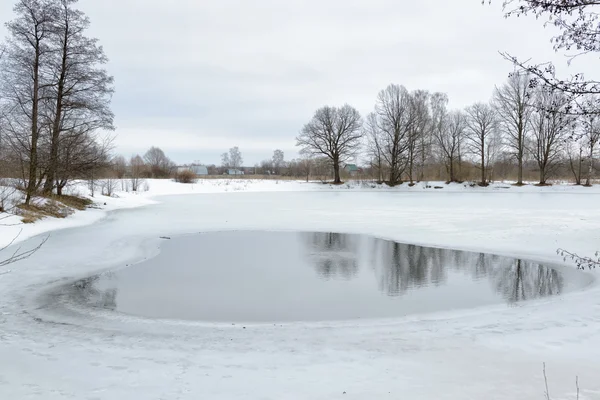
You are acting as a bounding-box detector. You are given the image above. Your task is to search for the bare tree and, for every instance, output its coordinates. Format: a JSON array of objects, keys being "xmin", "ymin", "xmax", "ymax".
[
  {"xmin": 41, "ymin": 0, "xmax": 114, "ymax": 195},
  {"xmin": 298, "ymin": 151, "xmax": 313, "ymax": 182},
  {"xmin": 296, "ymin": 104, "xmax": 362, "ymax": 184},
  {"xmin": 493, "ymin": 72, "xmax": 533, "ymax": 185},
  {"xmin": 228, "ymin": 146, "xmax": 243, "ymax": 170},
  {"xmin": 567, "ymin": 137, "xmax": 585, "ymax": 185},
  {"xmin": 1, "ymin": 0, "xmax": 56, "ymax": 204},
  {"xmin": 465, "ymin": 102, "xmax": 497, "ymax": 186},
  {"xmin": 580, "ymin": 113, "xmax": 600, "ymax": 186},
  {"xmin": 364, "ymin": 112, "xmax": 384, "ymax": 182},
  {"xmin": 111, "ymin": 155, "xmax": 126, "ymax": 179},
  {"xmin": 143, "ymin": 146, "xmax": 173, "ymax": 178},
  {"xmin": 435, "ymin": 110, "xmax": 465, "ymax": 182},
  {"xmin": 272, "ymin": 149, "xmax": 284, "ymax": 175},
  {"xmin": 221, "ymin": 152, "xmax": 230, "ymax": 169},
  {"xmin": 530, "ymin": 89, "xmax": 572, "ymax": 184},
  {"xmin": 53, "ymin": 130, "xmax": 111, "ymax": 195},
  {"xmin": 129, "ymin": 154, "xmax": 145, "ymax": 192},
  {"xmin": 407, "ymin": 90, "xmax": 430, "ymax": 184},
  {"xmin": 375, "ymin": 84, "xmax": 413, "ymax": 185}
]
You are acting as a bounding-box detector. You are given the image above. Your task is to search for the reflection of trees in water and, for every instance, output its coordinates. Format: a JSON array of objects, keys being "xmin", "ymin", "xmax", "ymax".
[
  {"xmin": 373, "ymin": 241, "xmax": 439, "ymax": 296},
  {"xmin": 71, "ymin": 273, "xmax": 118, "ymax": 310},
  {"xmin": 491, "ymin": 259, "xmax": 564, "ymax": 303},
  {"xmin": 304, "ymin": 232, "xmax": 358, "ymax": 279},
  {"xmin": 303, "ymin": 233, "xmax": 564, "ymax": 303}
]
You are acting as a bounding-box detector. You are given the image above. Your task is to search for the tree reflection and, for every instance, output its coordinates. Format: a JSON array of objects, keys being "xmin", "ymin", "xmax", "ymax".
[
  {"xmin": 303, "ymin": 232, "xmax": 358, "ymax": 279},
  {"xmin": 302, "ymin": 233, "xmax": 565, "ymax": 304},
  {"xmin": 491, "ymin": 259, "xmax": 564, "ymax": 303}
]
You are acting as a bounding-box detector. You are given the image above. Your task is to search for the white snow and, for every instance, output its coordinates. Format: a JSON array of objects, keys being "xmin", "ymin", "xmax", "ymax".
[{"xmin": 0, "ymin": 179, "xmax": 599, "ymax": 399}]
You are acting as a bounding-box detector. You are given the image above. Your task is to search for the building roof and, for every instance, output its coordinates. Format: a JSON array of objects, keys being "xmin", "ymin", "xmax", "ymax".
[
  {"xmin": 344, "ymin": 164, "xmax": 359, "ymax": 171},
  {"xmin": 190, "ymin": 165, "xmax": 208, "ymax": 175}
]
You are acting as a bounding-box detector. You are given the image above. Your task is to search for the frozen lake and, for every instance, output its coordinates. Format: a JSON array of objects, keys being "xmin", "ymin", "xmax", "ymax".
[
  {"xmin": 68, "ymin": 231, "xmax": 579, "ymax": 322},
  {"xmin": 2, "ymin": 186, "xmax": 599, "ymax": 400}
]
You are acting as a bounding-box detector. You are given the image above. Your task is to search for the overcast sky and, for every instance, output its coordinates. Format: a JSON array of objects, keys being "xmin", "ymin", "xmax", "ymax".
[{"xmin": 0, "ymin": 0, "xmax": 595, "ymax": 165}]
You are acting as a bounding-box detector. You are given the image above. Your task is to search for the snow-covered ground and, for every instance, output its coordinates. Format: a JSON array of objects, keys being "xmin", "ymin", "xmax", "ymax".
[{"xmin": 1, "ymin": 179, "xmax": 599, "ymax": 399}]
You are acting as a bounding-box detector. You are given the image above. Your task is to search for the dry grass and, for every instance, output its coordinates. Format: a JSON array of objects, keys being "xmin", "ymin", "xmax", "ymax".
[{"xmin": 17, "ymin": 194, "xmax": 92, "ymax": 224}]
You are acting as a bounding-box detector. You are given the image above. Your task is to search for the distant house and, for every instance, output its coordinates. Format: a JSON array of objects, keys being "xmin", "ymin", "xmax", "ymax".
[
  {"xmin": 343, "ymin": 164, "xmax": 360, "ymax": 177},
  {"xmin": 227, "ymin": 168, "xmax": 244, "ymax": 175}
]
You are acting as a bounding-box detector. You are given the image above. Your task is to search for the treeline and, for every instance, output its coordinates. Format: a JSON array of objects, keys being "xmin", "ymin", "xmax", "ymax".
[
  {"xmin": 0, "ymin": 0, "xmax": 113, "ymax": 202},
  {"xmin": 297, "ymin": 74, "xmax": 599, "ymax": 186}
]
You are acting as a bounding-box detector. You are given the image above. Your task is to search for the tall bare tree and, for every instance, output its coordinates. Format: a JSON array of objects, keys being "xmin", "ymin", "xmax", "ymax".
[
  {"xmin": 375, "ymin": 84, "xmax": 413, "ymax": 185},
  {"xmin": 228, "ymin": 146, "xmax": 243, "ymax": 170},
  {"xmin": 41, "ymin": 0, "xmax": 114, "ymax": 194},
  {"xmin": 435, "ymin": 110, "xmax": 465, "ymax": 183},
  {"xmin": 530, "ymin": 88, "xmax": 572, "ymax": 185},
  {"xmin": 407, "ymin": 90, "xmax": 430, "ymax": 184},
  {"xmin": 1, "ymin": 0, "xmax": 55, "ymax": 204},
  {"xmin": 364, "ymin": 112, "xmax": 384, "ymax": 182},
  {"xmin": 220, "ymin": 152, "xmax": 230, "ymax": 169},
  {"xmin": 272, "ymin": 149, "xmax": 284, "ymax": 175},
  {"xmin": 296, "ymin": 104, "xmax": 362, "ymax": 184},
  {"xmin": 493, "ymin": 72, "xmax": 532, "ymax": 185},
  {"xmin": 129, "ymin": 154, "xmax": 145, "ymax": 192},
  {"xmin": 465, "ymin": 102, "xmax": 497, "ymax": 186},
  {"xmin": 429, "ymin": 93, "xmax": 450, "ymax": 179},
  {"xmin": 111, "ymin": 154, "xmax": 126, "ymax": 179}
]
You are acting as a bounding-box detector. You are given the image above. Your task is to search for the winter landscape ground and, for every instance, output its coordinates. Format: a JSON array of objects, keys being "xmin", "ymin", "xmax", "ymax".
[{"xmin": 0, "ymin": 179, "xmax": 599, "ymax": 400}]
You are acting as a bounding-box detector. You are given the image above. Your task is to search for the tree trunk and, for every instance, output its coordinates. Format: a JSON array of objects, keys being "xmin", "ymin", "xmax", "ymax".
[
  {"xmin": 43, "ymin": 29, "xmax": 68, "ymax": 195},
  {"xmin": 25, "ymin": 43, "xmax": 41, "ymax": 205},
  {"xmin": 586, "ymin": 144, "xmax": 594, "ymax": 186},
  {"xmin": 333, "ymin": 157, "xmax": 341, "ymax": 184},
  {"xmin": 449, "ymin": 159, "xmax": 454, "ymax": 182},
  {"xmin": 517, "ymin": 154, "xmax": 523, "ymax": 185},
  {"xmin": 480, "ymin": 143, "xmax": 486, "ymax": 186}
]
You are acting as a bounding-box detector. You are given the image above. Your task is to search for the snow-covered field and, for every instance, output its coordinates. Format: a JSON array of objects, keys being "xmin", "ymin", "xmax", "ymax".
[{"xmin": 1, "ymin": 179, "xmax": 599, "ymax": 399}]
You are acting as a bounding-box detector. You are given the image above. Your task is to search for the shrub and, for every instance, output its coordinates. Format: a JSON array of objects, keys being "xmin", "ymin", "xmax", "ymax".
[{"xmin": 175, "ymin": 169, "xmax": 197, "ymax": 184}]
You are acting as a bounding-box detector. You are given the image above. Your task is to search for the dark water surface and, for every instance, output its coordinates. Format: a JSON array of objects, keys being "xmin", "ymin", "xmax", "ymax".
[{"xmin": 71, "ymin": 231, "xmax": 577, "ymax": 322}]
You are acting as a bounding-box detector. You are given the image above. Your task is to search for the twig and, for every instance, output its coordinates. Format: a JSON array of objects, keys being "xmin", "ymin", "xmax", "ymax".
[
  {"xmin": 0, "ymin": 229, "xmax": 22, "ymax": 253},
  {"xmin": 557, "ymin": 248, "xmax": 600, "ymax": 269},
  {"xmin": 576, "ymin": 376, "xmax": 580, "ymax": 400},
  {"xmin": 0, "ymin": 235, "xmax": 49, "ymax": 267},
  {"xmin": 544, "ymin": 362, "xmax": 551, "ymax": 400}
]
